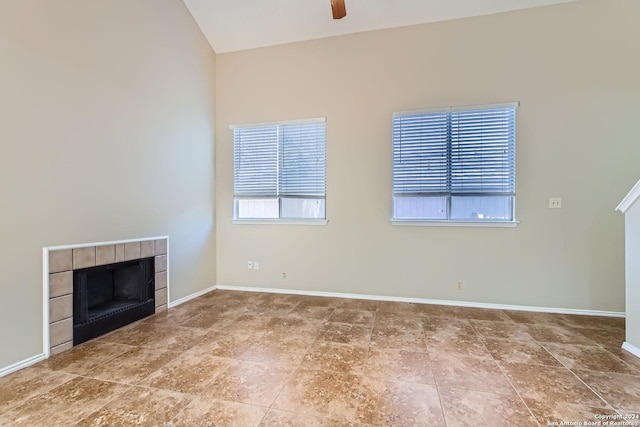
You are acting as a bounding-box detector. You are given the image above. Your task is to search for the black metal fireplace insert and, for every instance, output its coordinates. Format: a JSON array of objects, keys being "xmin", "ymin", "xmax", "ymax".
[{"xmin": 73, "ymin": 257, "xmax": 155, "ymax": 345}]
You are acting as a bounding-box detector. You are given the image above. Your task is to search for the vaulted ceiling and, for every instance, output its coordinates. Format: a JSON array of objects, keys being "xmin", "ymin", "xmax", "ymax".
[{"xmin": 183, "ymin": 0, "xmax": 580, "ymax": 53}]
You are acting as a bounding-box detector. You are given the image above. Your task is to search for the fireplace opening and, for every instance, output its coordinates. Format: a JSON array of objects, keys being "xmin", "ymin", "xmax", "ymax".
[{"xmin": 73, "ymin": 258, "xmax": 155, "ymax": 345}]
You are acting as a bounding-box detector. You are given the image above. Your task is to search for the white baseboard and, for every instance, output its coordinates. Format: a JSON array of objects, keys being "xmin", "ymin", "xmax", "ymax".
[
  {"xmin": 622, "ymin": 342, "xmax": 640, "ymax": 359},
  {"xmin": 215, "ymin": 285, "xmax": 625, "ymax": 318},
  {"xmin": 168, "ymin": 285, "xmax": 217, "ymax": 308},
  {"xmin": 3, "ymin": 283, "xmax": 624, "ymax": 377},
  {"xmin": 0, "ymin": 353, "xmax": 47, "ymax": 378}
]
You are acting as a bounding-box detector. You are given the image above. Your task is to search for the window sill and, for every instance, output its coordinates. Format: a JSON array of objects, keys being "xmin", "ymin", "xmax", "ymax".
[
  {"xmin": 232, "ymin": 219, "xmax": 329, "ymax": 226},
  {"xmin": 391, "ymin": 220, "xmax": 520, "ymax": 228}
]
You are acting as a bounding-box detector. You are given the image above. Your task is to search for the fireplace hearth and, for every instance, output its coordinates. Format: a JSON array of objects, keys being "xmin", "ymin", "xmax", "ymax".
[{"xmin": 73, "ymin": 258, "xmax": 155, "ymax": 345}]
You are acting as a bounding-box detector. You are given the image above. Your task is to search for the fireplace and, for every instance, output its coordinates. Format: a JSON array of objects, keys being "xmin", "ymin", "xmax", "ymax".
[
  {"xmin": 46, "ymin": 237, "xmax": 168, "ymax": 356},
  {"xmin": 73, "ymin": 258, "xmax": 155, "ymax": 345}
]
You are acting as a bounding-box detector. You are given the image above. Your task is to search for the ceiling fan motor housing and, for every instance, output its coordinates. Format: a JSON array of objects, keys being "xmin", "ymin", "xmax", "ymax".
[{"xmin": 331, "ymin": 0, "xmax": 347, "ymax": 19}]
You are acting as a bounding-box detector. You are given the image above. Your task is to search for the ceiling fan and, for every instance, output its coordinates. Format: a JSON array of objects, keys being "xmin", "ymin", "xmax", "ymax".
[{"xmin": 331, "ymin": 0, "xmax": 347, "ymax": 19}]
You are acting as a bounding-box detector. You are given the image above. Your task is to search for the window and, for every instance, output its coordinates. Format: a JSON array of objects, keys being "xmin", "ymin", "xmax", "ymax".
[
  {"xmin": 392, "ymin": 103, "xmax": 517, "ymax": 224},
  {"xmin": 233, "ymin": 118, "xmax": 326, "ymax": 221}
]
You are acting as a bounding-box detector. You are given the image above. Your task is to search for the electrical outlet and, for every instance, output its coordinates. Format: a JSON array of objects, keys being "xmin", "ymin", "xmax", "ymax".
[
  {"xmin": 456, "ymin": 281, "xmax": 464, "ymax": 290},
  {"xmin": 281, "ymin": 272, "xmax": 287, "ymax": 280},
  {"xmin": 247, "ymin": 261, "xmax": 253, "ymax": 269},
  {"xmin": 253, "ymin": 261, "xmax": 259, "ymax": 270},
  {"xmin": 549, "ymin": 198, "xmax": 562, "ymax": 209}
]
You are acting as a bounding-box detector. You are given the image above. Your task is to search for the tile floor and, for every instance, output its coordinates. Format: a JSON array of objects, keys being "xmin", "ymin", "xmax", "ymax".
[{"xmin": 1, "ymin": 290, "xmax": 639, "ymax": 426}]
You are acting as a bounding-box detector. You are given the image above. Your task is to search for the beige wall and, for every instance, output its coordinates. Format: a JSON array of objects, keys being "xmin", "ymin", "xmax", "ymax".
[
  {"xmin": 216, "ymin": 0, "xmax": 640, "ymax": 311},
  {"xmin": 0, "ymin": 0, "xmax": 216, "ymax": 369}
]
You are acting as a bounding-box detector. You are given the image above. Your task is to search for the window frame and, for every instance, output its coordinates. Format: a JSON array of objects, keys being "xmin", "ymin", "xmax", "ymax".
[
  {"xmin": 391, "ymin": 102, "xmax": 519, "ymax": 227},
  {"xmin": 231, "ymin": 118, "xmax": 328, "ymax": 225}
]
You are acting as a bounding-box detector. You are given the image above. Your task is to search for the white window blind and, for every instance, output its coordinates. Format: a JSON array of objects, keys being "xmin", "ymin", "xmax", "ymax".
[
  {"xmin": 234, "ymin": 125, "xmax": 278, "ymax": 197},
  {"xmin": 233, "ymin": 119, "xmax": 326, "ymax": 220},
  {"xmin": 393, "ymin": 103, "xmax": 517, "ymax": 222},
  {"xmin": 279, "ymin": 122, "xmax": 326, "ymax": 197}
]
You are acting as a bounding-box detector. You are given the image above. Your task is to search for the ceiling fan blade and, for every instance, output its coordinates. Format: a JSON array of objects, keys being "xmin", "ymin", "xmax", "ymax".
[{"xmin": 331, "ymin": 0, "xmax": 346, "ymax": 19}]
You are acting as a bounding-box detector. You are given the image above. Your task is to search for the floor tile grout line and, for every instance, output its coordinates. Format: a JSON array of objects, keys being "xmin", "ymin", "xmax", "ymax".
[
  {"xmin": 259, "ymin": 311, "xmax": 329, "ymax": 422},
  {"xmin": 536, "ymin": 341, "xmax": 624, "ymax": 416},
  {"xmin": 60, "ymin": 345, "xmax": 137, "ymax": 379},
  {"xmin": 69, "ymin": 379, "xmax": 135, "ymax": 427},
  {"xmin": 427, "ymin": 343, "xmax": 452, "ymax": 427},
  {"xmin": 492, "ymin": 358, "xmax": 543, "ymax": 427},
  {"xmin": 351, "ymin": 307, "xmax": 378, "ymax": 425},
  {"xmin": 0, "ymin": 370, "xmax": 81, "ymax": 417}
]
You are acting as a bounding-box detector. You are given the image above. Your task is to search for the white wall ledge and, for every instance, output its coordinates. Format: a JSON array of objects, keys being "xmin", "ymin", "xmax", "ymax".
[
  {"xmin": 391, "ymin": 220, "xmax": 519, "ymax": 228},
  {"xmin": 232, "ymin": 219, "xmax": 328, "ymax": 226},
  {"xmin": 616, "ymin": 179, "xmax": 640, "ymax": 213}
]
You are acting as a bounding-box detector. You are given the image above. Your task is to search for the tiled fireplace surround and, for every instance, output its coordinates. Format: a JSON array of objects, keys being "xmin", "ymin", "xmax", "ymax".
[{"xmin": 46, "ymin": 237, "xmax": 168, "ymax": 356}]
